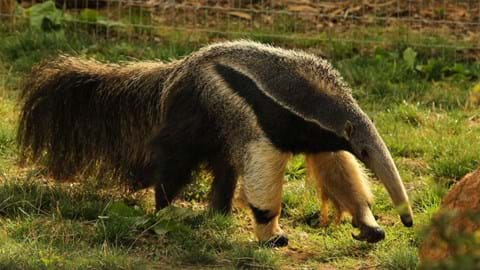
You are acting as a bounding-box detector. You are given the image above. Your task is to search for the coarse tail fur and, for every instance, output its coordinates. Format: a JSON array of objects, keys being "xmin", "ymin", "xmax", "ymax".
[
  {"xmin": 18, "ymin": 40, "xmax": 413, "ymax": 245},
  {"xmin": 18, "ymin": 56, "xmax": 176, "ymax": 182}
]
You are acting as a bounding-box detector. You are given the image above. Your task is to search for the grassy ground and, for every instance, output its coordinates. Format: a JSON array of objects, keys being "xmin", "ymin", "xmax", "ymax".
[{"xmin": 0, "ymin": 26, "xmax": 479, "ymax": 269}]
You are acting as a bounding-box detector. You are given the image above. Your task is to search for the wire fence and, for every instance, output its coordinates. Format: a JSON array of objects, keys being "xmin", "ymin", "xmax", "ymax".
[{"xmin": 1, "ymin": 0, "xmax": 480, "ymax": 53}]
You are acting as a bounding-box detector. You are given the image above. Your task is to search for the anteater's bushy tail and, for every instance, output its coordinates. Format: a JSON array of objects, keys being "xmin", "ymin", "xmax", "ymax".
[{"xmin": 17, "ymin": 56, "xmax": 175, "ymax": 181}]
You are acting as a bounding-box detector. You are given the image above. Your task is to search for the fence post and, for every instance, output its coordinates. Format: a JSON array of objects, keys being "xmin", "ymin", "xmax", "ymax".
[{"xmin": 0, "ymin": 0, "xmax": 16, "ymax": 29}]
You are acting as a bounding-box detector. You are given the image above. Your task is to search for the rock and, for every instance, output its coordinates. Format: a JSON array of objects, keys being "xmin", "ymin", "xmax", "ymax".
[{"xmin": 419, "ymin": 168, "xmax": 480, "ymax": 263}]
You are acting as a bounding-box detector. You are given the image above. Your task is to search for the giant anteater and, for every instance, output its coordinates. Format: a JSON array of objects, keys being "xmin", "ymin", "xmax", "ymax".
[{"xmin": 18, "ymin": 41, "xmax": 413, "ymax": 246}]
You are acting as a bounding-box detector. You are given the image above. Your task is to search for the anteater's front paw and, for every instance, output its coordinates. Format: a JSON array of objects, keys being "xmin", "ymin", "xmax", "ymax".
[{"xmin": 260, "ymin": 234, "xmax": 289, "ymax": 248}]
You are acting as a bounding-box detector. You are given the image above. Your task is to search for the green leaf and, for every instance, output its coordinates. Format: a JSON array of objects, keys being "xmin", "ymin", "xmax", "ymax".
[
  {"xmin": 155, "ymin": 206, "xmax": 198, "ymax": 221},
  {"xmin": 416, "ymin": 59, "xmax": 445, "ymax": 81},
  {"xmin": 27, "ymin": 1, "xmax": 63, "ymax": 31},
  {"xmin": 451, "ymin": 63, "xmax": 467, "ymax": 75},
  {"xmin": 153, "ymin": 220, "xmax": 189, "ymax": 236},
  {"xmin": 106, "ymin": 202, "xmax": 144, "ymax": 217},
  {"xmin": 402, "ymin": 47, "xmax": 417, "ymax": 70},
  {"xmin": 79, "ymin": 9, "xmax": 101, "ymax": 23}
]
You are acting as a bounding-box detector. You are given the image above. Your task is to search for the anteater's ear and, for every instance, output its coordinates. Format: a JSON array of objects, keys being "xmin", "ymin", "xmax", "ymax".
[{"xmin": 343, "ymin": 120, "xmax": 354, "ymax": 140}]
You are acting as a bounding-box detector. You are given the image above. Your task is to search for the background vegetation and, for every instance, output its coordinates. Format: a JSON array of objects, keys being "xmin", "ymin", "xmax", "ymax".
[{"xmin": 0, "ymin": 1, "xmax": 479, "ymax": 269}]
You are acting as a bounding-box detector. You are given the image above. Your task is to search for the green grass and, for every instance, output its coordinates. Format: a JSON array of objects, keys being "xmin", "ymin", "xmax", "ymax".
[
  {"xmin": 0, "ymin": 226, "xmax": 146, "ymax": 270},
  {"xmin": 0, "ymin": 25, "xmax": 479, "ymax": 269}
]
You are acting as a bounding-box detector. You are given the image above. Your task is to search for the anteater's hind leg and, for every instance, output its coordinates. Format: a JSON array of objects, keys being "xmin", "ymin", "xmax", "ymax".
[
  {"xmin": 209, "ymin": 156, "xmax": 237, "ymax": 215},
  {"xmin": 242, "ymin": 140, "xmax": 290, "ymax": 247},
  {"xmin": 143, "ymin": 143, "xmax": 198, "ymax": 210}
]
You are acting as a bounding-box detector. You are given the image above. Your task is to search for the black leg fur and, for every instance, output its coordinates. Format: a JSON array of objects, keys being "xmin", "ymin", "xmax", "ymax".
[
  {"xmin": 249, "ymin": 204, "xmax": 276, "ymax": 224},
  {"xmin": 127, "ymin": 163, "xmax": 155, "ymax": 191},
  {"xmin": 143, "ymin": 142, "xmax": 199, "ymax": 210},
  {"xmin": 209, "ymin": 157, "xmax": 237, "ymax": 214}
]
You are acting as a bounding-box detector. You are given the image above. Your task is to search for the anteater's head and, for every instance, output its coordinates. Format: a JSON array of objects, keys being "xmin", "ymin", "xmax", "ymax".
[{"xmin": 338, "ymin": 108, "xmax": 414, "ymax": 229}]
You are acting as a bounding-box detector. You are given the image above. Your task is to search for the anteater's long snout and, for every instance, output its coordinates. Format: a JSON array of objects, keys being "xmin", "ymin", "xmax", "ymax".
[{"xmin": 369, "ymin": 146, "xmax": 413, "ymax": 227}]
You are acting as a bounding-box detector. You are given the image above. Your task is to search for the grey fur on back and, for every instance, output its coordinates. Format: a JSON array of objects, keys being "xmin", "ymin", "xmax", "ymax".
[{"xmin": 160, "ymin": 40, "xmax": 367, "ymax": 152}]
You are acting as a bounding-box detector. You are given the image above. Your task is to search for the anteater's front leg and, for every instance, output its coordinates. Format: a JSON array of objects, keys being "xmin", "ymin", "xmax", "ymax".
[
  {"xmin": 143, "ymin": 141, "xmax": 198, "ymax": 210},
  {"xmin": 209, "ymin": 156, "xmax": 238, "ymax": 215},
  {"xmin": 242, "ymin": 140, "xmax": 290, "ymax": 247}
]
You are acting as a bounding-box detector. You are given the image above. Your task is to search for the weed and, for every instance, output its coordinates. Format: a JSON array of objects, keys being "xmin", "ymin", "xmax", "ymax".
[
  {"xmin": 377, "ymin": 245, "xmax": 419, "ymax": 270},
  {"xmin": 230, "ymin": 246, "xmax": 280, "ymax": 269},
  {"xmin": 285, "ymin": 155, "xmax": 306, "ymax": 182}
]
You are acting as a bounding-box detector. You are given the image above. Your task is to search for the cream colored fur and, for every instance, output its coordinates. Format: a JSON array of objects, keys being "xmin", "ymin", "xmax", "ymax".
[{"xmin": 241, "ymin": 140, "xmax": 291, "ymax": 241}]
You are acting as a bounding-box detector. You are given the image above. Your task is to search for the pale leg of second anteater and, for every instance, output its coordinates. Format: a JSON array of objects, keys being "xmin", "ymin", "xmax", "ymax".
[
  {"xmin": 306, "ymin": 151, "xmax": 385, "ymax": 243},
  {"xmin": 306, "ymin": 154, "xmax": 333, "ymax": 227},
  {"xmin": 319, "ymin": 191, "xmax": 332, "ymax": 227},
  {"xmin": 242, "ymin": 140, "xmax": 291, "ymax": 247}
]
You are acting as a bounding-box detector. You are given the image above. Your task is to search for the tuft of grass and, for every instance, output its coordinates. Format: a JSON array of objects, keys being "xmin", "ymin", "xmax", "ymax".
[
  {"xmin": 229, "ymin": 245, "xmax": 280, "ymax": 270},
  {"xmin": 377, "ymin": 245, "xmax": 419, "ymax": 270},
  {"xmin": 0, "ymin": 224, "xmax": 147, "ymax": 270},
  {"xmin": 285, "ymin": 155, "xmax": 306, "ymax": 182},
  {"xmin": 0, "ymin": 30, "xmax": 74, "ymax": 73},
  {"xmin": 0, "ymin": 97, "xmax": 17, "ymax": 171},
  {"xmin": 153, "ymin": 207, "xmax": 238, "ymax": 265},
  {"xmin": 411, "ymin": 181, "xmax": 445, "ymax": 217},
  {"xmin": 5, "ymin": 217, "xmax": 96, "ymax": 248},
  {"xmin": 390, "ymin": 102, "xmax": 425, "ymax": 127},
  {"xmin": 180, "ymin": 169, "xmax": 212, "ymax": 203},
  {"xmin": 281, "ymin": 181, "xmax": 319, "ymax": 226},
  {"xmin": 0, "ymin": 241, "xmax": 146, "ymax": 269},
  {"xmin": 0, "ymin": 177, "xmax": 102, "ymax": 219},
  {"xmin": 96, "ymin": 201, "xmax": 149, "ymax": 245}
]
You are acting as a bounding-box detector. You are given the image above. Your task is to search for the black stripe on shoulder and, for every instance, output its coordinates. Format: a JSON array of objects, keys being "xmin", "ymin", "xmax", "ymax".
[{"xmin": 213, "ymin": 63, "xmax": 352, "ymax": 154}]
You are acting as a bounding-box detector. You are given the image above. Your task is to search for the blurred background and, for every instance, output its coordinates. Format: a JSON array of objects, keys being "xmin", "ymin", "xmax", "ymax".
[{"xmin": 1, "ymin": 0, "xmax": 479, "ymax": 59}]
